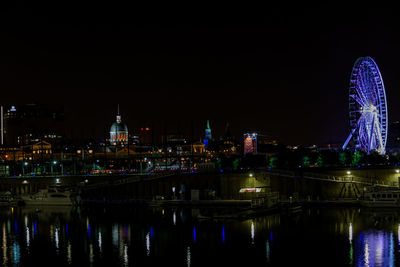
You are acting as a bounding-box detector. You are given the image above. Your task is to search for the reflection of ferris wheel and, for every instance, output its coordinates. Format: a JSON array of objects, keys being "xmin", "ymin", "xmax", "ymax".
[{"xmin": 342, "ymin": 57, "xmax": 388, "ymax": 154}]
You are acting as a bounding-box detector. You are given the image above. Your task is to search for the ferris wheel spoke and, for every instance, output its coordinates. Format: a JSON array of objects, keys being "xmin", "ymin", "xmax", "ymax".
[
  {"xmin": 355, "ymin": 83, "xmax": 368, "ymax": 106},
  {"xmin": 351, "ymin": 93, "xmax": 366, "ymax": 108}
]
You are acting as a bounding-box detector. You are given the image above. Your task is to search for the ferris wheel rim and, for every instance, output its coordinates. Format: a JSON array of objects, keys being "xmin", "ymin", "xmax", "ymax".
[{"xmin": 348, "ymin": 56, "xmax": 388, "ymax": 153}]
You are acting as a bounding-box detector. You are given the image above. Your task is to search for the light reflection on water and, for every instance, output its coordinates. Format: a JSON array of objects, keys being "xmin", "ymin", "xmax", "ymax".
[
  {"xmin": 355, "ymin": 230, "xmax": 395, "ymax": 267},
  {"xmin": 2, "ymin": 207, "xmax": 400, "ymax": 266}
]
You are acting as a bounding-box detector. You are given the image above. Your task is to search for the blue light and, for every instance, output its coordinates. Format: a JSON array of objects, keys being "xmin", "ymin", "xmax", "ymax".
[
  {"xmin": 220, "ymin": 169, "xmax": 223, "ymax": 173},
  {"xmin": 222, "ymin": 225, "xmax": 225, "ymax": 243},
  {"xmin": 193, "ymin": 226, "xmax": 196, "ymax": 242},
  {"xmin": 34, "ymin": 221, "xmax": 37, "ymax": 235},
  {"xmin": 66, "ymin": 223, "xmax": 68, "ymax": 235},
  {"xmin": 270, "ymin": 232, "xmax": 273, "ymax": 241},
  {"xmin": 88, "ymin": 224, "xmax": 91, "ymax": 238},
  {"xmin": 204, "ymin": 138, "xmax": 209, "ymax": 147},
  {"xmin": 14, "ymin": 221, "xmax": 17, "ymax": 232},
  {"xmin": 32, "ymin": 174, "xmax": 35, "ymax": 177},
  {"xmin": 150, "ymin": 226, "xmax": 154, "ymax": 239}
]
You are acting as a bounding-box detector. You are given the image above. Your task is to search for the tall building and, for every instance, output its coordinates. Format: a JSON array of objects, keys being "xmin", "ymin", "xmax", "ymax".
[
  {"xmin": 2, "ymin": 104, "xmax": 65, "ymax": 146},
  {"xmin": 244, "ymin": 133, "xmax": 258, "ymax": 155},
  {"xmin": 109, "ymin": 105, "xmax": 128, "ymax": 146}
]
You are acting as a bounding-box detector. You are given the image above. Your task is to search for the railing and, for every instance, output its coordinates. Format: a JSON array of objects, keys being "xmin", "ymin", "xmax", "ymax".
[{"xmin": 266, "ymin": 169, "xmax": 393, "ymax": 187}]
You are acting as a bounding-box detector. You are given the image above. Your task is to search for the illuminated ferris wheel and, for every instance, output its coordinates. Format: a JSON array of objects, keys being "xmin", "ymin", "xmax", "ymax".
[{"xmin": 342, "ymin": 57, "xmax": 388, "ymax": 155}]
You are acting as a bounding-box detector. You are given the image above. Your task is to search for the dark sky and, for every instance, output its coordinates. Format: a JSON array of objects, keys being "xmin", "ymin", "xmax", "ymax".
[{"xmin": 1, "ymin": 5, "xmax": 399, "ymax": 145}]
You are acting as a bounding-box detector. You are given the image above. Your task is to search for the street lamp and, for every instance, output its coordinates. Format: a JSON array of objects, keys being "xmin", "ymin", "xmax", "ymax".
[
  {"xmin": 51, "ymin": 160, "xmax": 57, "ymax": 176},
  {"xmin": 22, "ymin": 161, "xmax": 28, "ymax": 176}
]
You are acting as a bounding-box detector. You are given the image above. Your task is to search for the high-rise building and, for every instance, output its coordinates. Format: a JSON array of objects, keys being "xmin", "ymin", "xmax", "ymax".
[
  {"xmin": 244, "ymin": 133, "xmax": 258, "ymax": 155},
  {"xmin": 2, "ymin": 104, "xmax": 65, "ymax": 146}
]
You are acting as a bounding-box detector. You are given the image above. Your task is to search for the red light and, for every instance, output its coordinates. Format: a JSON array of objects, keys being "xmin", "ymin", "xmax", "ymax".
[{"xmin": 141, "ymin": 128, "xmax": 144, "ymax": 131}]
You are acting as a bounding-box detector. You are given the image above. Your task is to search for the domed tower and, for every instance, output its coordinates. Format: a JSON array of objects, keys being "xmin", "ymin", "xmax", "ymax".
[{"xmin": 110, "ymin": 105, "xmax": 128, "ymax": 145}]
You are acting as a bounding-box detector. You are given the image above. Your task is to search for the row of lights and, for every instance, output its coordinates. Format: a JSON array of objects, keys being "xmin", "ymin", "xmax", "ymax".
[{"xmin": 346, "ymin": 169, "xmax": 400, "ymax": 175}]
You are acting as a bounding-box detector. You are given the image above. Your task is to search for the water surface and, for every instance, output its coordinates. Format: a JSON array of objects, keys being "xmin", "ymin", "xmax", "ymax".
[{"xmin": 1, "ymin": 205, "xmax": 399, "ymax": 266}]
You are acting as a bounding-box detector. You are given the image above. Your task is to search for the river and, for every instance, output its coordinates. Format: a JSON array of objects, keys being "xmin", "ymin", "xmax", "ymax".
[{"xmin": 0, "ymin": 205, "xmax": 399, "ymax": 266}]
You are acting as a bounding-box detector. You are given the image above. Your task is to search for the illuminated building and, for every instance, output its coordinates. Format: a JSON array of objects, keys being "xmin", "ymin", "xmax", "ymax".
[
  {"xmin": 31, "ymin": 140, "xmax": 52, "ymax": 160},
  {"xmin": 110, "ymin": 105, "xmax": 128, "ymax": 146},
  {"xmin": 204, "ymin": 120, "xmax": 212, "ymax": 148},
  {"xmin": 2, "ymin": 104, "xmax": 64, "ymax": 146},
  {"xmin": 166, "ymin": 134, "xmax": 189, "ymax": 154},
  {"xmin": 244, "ymin": 133, "xmax": 258, "ymax": 155},
  {"xmin": 138, "ymin": 126, "xmax": 152, "ymax": 145},
  {"xmin": 192, "ymin": 141, "xmax": 205, "ymax": 153}
]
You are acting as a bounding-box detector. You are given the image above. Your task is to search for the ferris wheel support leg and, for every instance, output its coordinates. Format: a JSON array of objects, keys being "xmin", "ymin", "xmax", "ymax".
[{"xmin": 342, "ymin": 129, "xmax": 356, "ymax": 150}]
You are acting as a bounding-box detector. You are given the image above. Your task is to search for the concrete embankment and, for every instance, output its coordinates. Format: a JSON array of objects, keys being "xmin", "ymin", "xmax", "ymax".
[{"xmin": 1, "ymin": 167, "xmax": 399, "ymax": 203}]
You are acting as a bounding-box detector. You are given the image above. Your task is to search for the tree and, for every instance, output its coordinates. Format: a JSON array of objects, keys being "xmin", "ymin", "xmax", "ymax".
[
  {"xmin": 302, "ymin": 156, "xmax": 310, "ymax": 167},
  {"xmin": 269, "ymin": 157, "xmax": 277, "ymax": 168},
  {"xmin": 232, "ymin": 158, "xmax": 240, "ymax": 171},
  {"xmin": 352, "ymin": 151, "xmax": 363, "ymax": 166},
  {"xmin": 339, "ymin": 152, "xmax": 347, "ymax": 166},
  {"xmin": 316, "ymin": 155, "xmax": 323, "ymax": 167}
]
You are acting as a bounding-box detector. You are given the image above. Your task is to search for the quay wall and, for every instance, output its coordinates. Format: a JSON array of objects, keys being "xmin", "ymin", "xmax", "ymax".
[{"xmin": 1, "ymin": 167, "xmax": 399, "ymax": 201}]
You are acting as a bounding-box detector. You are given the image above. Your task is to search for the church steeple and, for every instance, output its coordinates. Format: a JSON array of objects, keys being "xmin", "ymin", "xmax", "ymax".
[
  {"xmin": 225, "ymin": 122, "xmax": 231, "ymax": 140},
  {"xmin": 205, "ymin": 120, "xmax": 212, "ymax": 140}
]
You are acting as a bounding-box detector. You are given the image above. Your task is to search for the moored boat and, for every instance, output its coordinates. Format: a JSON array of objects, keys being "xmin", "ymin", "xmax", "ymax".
[
  {"xmin": 22, "ymin": 186, "xmax": 73, "ymax": 206},
  {"xmin": 360, "ymin": 186, "xmax": 400, "ymax": 208},
  {"xmin": 0, "ymin": 191, "xmax": 18, "ymax": 206}
]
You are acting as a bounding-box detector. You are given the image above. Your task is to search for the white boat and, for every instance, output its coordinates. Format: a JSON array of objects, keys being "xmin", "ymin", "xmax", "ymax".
[
  {"xmin": 361, "ymin": 186, "xmax": 400, "ymax": 208},
  {"xmin": 22, "ymin": 187, "xmax": 73, "ymax": 206}
]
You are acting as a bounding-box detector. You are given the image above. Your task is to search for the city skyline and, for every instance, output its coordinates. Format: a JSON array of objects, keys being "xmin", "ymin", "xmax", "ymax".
[{"xmin": 2, "ymin": 6, "xmax": 400, "ymax": 145}]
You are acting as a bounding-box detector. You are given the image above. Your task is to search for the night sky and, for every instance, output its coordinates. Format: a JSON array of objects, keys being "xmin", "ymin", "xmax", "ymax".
[{"xmin": 1, "ymin": 5, "xmax": 400, "ymax": 145}]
